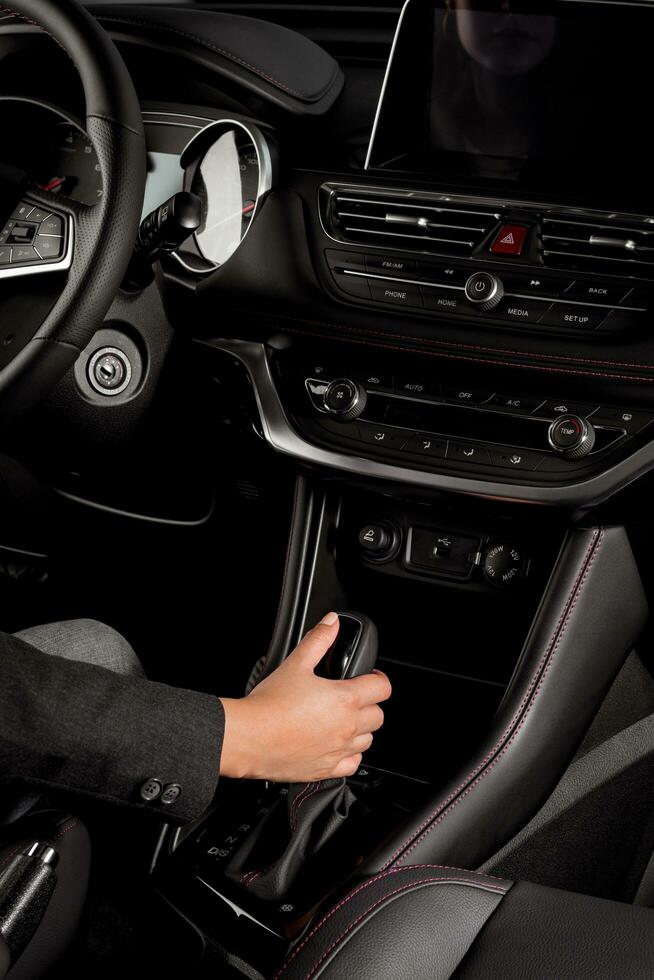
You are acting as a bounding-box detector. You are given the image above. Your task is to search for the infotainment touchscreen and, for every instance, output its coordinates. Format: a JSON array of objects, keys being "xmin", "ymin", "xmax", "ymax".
[{"xmin": 366, "ymin": 0, "xmax": 653, "ymax": 205}]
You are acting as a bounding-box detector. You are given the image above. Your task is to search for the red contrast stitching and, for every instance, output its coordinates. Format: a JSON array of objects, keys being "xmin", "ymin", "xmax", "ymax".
[
  {"xmin": 278, "ymin": 874, "xmax": 508, "ymax": 980},
  {"xmin": 97, "ymin": 15, "xmax": 310, "ymax": 99},
  {"xmin": 383, "ymin": 528, "xmax": 605, "ymax": 869},
  {"xmin": 290, "ymin": 782, "xmax": 322, "ymax": 833},
  {"xmin": 273, "ymin": 864, "xmax": 508, "ymax": 978},
  {"xmin": 50, "ymin": 819, "xmax": 79, "ymax": 843},
  {"xmin": 0, "ymin": 6, "xmax": 66, "ymax": 51},
  {"xmin": 279, "ymin": 324, "xmax": 654, "ymax": 384}
]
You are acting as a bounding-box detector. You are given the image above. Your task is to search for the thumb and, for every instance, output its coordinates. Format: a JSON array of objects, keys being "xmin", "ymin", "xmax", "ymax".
[{"xmin": 291, "ymin": 613, "xmax": 340, "ymax": 671}]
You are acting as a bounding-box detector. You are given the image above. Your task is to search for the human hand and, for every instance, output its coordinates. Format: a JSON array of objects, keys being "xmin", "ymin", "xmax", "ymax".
[{"xmin": 219, "ymin": 612, "xmax": 392, "ymax": 782}]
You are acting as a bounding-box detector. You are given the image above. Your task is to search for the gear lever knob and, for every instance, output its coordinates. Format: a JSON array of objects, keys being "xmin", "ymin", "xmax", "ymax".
[{"xmin": 315, "ymin": 612, "xmax": 378, "ymax": 680}]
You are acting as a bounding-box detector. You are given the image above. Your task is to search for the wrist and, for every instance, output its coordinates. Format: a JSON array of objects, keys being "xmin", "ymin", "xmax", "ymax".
[{"xmin": 219, "ymin": 697, "xmax": 256, "ymax": 779}]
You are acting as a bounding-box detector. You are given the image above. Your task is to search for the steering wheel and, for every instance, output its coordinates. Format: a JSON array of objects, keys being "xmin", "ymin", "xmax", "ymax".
[{"xmin": 0, "ymin": 0, "xmax": 145, "ymax": 420}]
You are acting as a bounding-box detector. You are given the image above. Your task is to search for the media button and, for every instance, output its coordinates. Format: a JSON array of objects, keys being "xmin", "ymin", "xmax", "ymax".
[{"xmin": 496, "ymin": 298, "xmax": 550, "ymax": 324}]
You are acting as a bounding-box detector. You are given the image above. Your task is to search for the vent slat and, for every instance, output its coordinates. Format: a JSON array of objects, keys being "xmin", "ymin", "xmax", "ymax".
[
  {"xmin": 327, "ymin": 189, "xmax": 498, "ymax": 257},
  {"xmin": 542, "ymin": 216, "xmax": 654, "ymax": 281}
]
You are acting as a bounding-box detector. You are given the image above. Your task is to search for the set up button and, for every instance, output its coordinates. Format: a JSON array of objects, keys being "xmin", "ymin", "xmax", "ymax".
[{"xmin": 540, "ymin": 304, "xmax": 607, "ymax": 330}]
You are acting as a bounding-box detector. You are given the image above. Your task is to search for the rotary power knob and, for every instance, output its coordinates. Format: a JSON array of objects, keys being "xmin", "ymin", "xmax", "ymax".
[
  {"xmin": 323, "ymin": 379, "xmax": 367, "ymax": 422},
  {"xmin": 548, "ymin": 414, "xmax": 596, "ymax": 461},
  {"xmin": 464, "ymin": 272, "xmax": 504, "ymax": 311}
]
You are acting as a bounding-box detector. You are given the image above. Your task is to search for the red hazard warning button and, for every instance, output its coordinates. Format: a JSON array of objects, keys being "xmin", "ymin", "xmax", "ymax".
[{"xmin": 489, "ymin": 224, "xmax": 529, "ymax": 257}]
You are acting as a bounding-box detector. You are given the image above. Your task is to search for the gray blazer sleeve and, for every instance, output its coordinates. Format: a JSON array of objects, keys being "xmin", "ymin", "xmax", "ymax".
[{"xmin": 0, "ymin": 632, "xmax": 225, "ymax": 823}]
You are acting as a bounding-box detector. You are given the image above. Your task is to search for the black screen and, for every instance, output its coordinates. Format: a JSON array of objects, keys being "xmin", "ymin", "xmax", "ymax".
[{"xmin": 367, "ymin": 0, "xmax": 654, "ymax": 210}]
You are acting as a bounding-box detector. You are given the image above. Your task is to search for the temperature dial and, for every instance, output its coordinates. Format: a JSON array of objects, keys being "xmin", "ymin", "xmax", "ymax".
[
  {"xmin": 323, "ymin": 379, "xmax": 367, "ymax": 422},
  {"xmin": 482, "ymin": 543, "xmax": 525, "ymax": 588},
  {"xmin": 548, "ymin": 415, "xmax": 596, "ymax": 461}
]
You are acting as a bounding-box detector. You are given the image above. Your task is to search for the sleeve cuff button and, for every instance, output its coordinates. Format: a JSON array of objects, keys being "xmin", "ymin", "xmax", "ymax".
[
  {"xmin": 161, "ymin": 784, "xmax": 182, "ymax": 805},
  {"xmin": 140, "ymin": 778, "xmax": 163, "ymax": 803}
]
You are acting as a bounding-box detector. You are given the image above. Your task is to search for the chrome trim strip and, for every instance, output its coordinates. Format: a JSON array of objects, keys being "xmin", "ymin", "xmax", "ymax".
[
  {"xmin": 201, "ymin": 338, "xmax": 654, "ymax": 508},
  {"xmin": 174, "ymin": 118, "xmax": 274, "ymax": 276},
  {"xmin": 364, "ymin": 0, "xmax": 411, "ymax": 171},
  {"xmin": 0, "ymin": 214, "xmax": 73, "ymax": 280}
]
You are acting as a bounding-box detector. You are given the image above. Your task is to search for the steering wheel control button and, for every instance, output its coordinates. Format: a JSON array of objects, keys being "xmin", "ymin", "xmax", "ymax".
[
  {"xmin": 11, "ymin": 246, "xmax": 38, "ymax": 264},
  {"xmin": 140, "ymin": 778, "xmax": 163, "ymax": 803},
  {"xmin": 39, "ymin": 215, "xmax": 63, "ymax": 237},
  {"xmin": 161, "ymin": 783, "xmax": 183, "ymax": 806},
  {"xmin": 34, "ymin": 235, "xmax": 64, "ymax": 259},
  {"xmin": 88, "ymin": 347, "xmax": 133, "ymax": 396},
  {"xmin": 489, "ymin": 224, "xmax": 529, "ymax": 256},
  {"xmin": 464, "ymin": 272, "xmax": 504, "ymax": 311},
  {"xmin": 483, "ymin": 543, "xmax": 525, "ymax": 588},
  {"xmin": 323, "ymin": 379, "xmax": 367, "ymax": 421},
  {"xmin": 548, "ymin": 415, "xmax": 596, "ymax": 460},
  {"xmin": 0, "ymin": 248, "xmax": 11, "ymax": 266}
]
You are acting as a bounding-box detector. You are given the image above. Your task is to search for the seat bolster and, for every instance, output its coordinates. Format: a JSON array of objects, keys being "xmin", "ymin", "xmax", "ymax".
[{"xmin": 275, "ymin": 866, "xmax": 512, "ymax": 980}]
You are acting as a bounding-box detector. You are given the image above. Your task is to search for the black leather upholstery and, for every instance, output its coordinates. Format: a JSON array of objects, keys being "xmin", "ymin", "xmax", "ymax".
[
  {"xmin": 363, "ymin": 527, "xmax": 647, "ymax": 873},
  {"xmin": 277, "ymin": 867, "xmax": 654, "ymax": 979},
  {"xmin": 91, "ymin": 5, "xmax": 344, "ymax": 114},
  {"xmin": 0, "ymin": 810, "xmax": 90, "ymax": 979}
]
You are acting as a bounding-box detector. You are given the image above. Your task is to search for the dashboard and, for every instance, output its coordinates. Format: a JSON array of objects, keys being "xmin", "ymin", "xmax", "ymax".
[{"xmin": 3, "ymin": 1, "xmax": 654, "ymax": 511}]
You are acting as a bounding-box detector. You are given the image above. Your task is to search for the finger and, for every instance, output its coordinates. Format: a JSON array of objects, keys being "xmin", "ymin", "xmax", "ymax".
[
  {"xmin": 349, "ymin": 732, "xmax": 374, "ymax": 754},
  {"xmin": 291, "ymin": 613, "xmax": 340, "ymax": 670},
  {"xmin": 356, "ymin": 705, "xmax": 385, "ymax": 735},
  {"xmin": 332, "ymin": 754, "xmax": 363, "ymax": 779},
  {"xmin": 344, "ymin": 671, "xmax": 393, "ymax": 706}
]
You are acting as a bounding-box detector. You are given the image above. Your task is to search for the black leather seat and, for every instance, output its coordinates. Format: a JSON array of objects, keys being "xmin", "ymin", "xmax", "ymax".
[{"xmin": 276, "ymin": 865, "xmax": 654, "ymax": 979}]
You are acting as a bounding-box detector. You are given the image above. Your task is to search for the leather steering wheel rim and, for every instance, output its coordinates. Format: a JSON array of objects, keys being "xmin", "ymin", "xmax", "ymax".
[{"xmin": 0, "ymin": 0, "xmax": 146, "ymax": 420}]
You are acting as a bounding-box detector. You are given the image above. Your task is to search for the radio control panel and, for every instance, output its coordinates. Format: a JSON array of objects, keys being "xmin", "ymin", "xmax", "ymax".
[{"xmin": 324, "ymin": 249, "xmax": 648, "ymax": 336}]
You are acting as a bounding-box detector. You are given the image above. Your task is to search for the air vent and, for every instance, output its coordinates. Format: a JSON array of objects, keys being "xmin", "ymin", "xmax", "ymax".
[
  {"xmin": 542, "ymin": 216, "xmax": 654, "ymax": 281},
  {"xmin": 323, "ymin": 186, "xmax": 501, "ymax": 258}
]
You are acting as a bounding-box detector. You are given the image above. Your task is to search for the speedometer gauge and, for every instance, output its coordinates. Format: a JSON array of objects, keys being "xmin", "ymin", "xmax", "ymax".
[{"xmin": 177, "ymin": 120, "xmax": 274, "ymax": 273}]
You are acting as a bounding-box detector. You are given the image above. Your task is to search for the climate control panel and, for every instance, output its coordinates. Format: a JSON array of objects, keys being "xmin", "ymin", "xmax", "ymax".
[{"xmin": 288, "ymin": 357, "xmax": 654, "ymax": 487}]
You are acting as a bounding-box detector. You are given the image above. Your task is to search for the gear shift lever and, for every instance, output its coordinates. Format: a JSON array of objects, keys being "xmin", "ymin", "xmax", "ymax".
[{"xmin": 225, "ymin": 613, "xmax": 378, "ymax": 902}]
